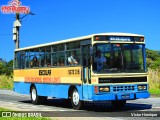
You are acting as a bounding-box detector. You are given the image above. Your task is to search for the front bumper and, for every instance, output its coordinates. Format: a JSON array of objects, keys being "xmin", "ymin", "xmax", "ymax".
[{"xmin": 90, "ymin": 92, "xmax": 150, "ymax": 101}]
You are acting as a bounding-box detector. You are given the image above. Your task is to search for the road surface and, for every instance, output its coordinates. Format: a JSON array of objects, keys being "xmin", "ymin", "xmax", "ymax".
[{"xmin": 0, "ymin": 90, "xmax": 160, "ymax": 120}]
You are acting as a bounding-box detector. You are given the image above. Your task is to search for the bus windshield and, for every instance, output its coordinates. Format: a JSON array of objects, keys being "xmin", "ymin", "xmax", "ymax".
[{"xmin": 93, "ymin": 43, "xmax": 145, "ymax": 73}]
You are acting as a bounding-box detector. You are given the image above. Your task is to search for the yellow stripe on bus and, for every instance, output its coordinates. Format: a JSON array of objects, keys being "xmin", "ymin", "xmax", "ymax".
[
  {"xmin": 14, "ymin": 77, "xmax": 82, "ymax": 84},
  {"xmin": 14, "ymin": 67, "xmax": 81, "ymax": 77},
  {"xmin": 14, "ymin": 67, "xmax": 82, "ymax": 84}
]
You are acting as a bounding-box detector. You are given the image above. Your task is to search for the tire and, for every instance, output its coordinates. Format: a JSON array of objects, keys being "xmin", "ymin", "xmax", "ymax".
[
  {"xmin": 30, "ymin": 86, "xmax": 47, "ymax": 105},
  {"xmin": 71, "ymin": 88, "xmax": 83, "ymax": 110},
  {"xmin": 111, "ymin": 100, "xmax": 126, "ymax": 109}
]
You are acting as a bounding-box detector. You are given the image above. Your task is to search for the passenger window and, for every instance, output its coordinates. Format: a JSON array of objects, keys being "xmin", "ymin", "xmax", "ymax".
[
  {"xmin": 67, "ymin": 50, "xmax": 80, "ymax": 66},
  {"xmin": 40, "ymin": 47, "xmax": 51, "ymax": 67}
]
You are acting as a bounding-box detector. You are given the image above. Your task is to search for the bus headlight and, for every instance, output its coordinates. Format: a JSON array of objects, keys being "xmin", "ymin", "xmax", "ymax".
[
  {"xmin": 138, "ymin": 85, "xmax": 147, "ymax": 91},
  {"xmin": 99, "ymin": 86, "xmax": 110, "ymax": 92}
]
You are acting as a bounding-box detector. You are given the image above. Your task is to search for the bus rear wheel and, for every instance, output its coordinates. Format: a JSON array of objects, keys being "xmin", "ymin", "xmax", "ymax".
[
  {"xmin": 71, "ymin": 88, "xmax": 83, "ymax": 110},
  {"xmin": 30, "ymin": 86, "xmax": 47, "ymax": 105}
]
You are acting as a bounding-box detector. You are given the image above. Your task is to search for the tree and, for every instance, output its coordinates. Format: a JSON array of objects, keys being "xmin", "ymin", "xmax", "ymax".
[
  {"xmin": 0, "ymin": 59, "xmax": 13, "ymax": 77},
  {"xmin": 146, "ymin": 49, "xmax": 160, "ymax": 69},
  {"xmin": 5, "ymin": 60, "xmax": 13, "ymax": 77},
  {"xmin": 0, "ymin": 62, "xmax": 5, "ymax": 74}
]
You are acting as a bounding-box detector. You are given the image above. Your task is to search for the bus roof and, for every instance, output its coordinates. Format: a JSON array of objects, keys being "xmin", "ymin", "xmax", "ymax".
[{"xmin": 15, "ymin": 32, "xmax": 144, "ymax": 51}]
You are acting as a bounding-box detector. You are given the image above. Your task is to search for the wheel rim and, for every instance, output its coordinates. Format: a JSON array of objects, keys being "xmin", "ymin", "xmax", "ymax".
[
  {"xmin": 72, "ymin": 90, "xmax": 79, "ymax": 105},
  {"xmin": 31, "ymin": 88, "xmax": 37, "ymax": 101}
]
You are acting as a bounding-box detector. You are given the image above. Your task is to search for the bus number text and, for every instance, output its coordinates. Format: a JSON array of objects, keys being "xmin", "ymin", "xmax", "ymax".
[{"xmin": 68, "ymin": 69, "xmax": 80, "ymax": 75}]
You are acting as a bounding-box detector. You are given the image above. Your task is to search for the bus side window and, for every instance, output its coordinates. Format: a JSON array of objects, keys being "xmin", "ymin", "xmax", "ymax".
[
  {"xmin": 53, "ymin": 62, "xmax": 57, "ymax": 66},
  {"xmin": 61, "ymin": 60, "xmax": 65, "ymax": 66},
  {"xmin": 30, "ymin": 56, "xmax": 39, "ymax": 67},
  {"xmin": 67, "ymin": 51, "xmax": 79, "ymax": 66}
]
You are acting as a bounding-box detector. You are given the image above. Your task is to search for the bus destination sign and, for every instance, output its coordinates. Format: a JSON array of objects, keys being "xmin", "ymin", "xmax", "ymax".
[{"xmin": 109, "ymin": 36, "xmax": 131, "ymax": 41}]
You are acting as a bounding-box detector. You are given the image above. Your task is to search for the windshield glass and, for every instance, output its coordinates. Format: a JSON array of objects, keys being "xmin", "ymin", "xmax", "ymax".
[{"xmin": 92, "ymin": 43, "xmax": 145, "ymax": 73}]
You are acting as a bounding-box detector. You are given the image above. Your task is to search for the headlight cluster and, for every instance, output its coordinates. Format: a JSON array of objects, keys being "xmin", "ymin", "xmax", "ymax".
[
  {"xmin": 138, "ymin": 85, "xmax": 147, "ymax": 91},
  {"xmin": 94, "ymin": 86, "xmax": 110, "ymax": 93},
  {"xmin": 99, "ymin": 86, "xmax": 110, "ymax": 92}
]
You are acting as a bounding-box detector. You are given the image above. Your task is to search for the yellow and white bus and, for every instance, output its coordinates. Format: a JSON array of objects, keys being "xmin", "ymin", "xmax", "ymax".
[{"xmin": 13, "ymin": 32, "xmax": 150, "ymax": 110}]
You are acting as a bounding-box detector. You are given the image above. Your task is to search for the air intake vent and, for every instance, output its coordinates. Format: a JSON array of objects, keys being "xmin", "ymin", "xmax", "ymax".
[{"xmin": 113, "ymin": 85, "xmax": 135, "ymax": 92}]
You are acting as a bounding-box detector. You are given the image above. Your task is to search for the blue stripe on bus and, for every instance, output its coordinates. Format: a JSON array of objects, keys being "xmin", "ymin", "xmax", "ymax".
[
  {"xmin": 136, "ymin": 92, "xmax": 150, "ymax": 98},
  {"xmin": 14, "ymin": 82, "xmax": 83, "ymax": 100},
  {"xmin": 14, "ymin": 82, "xmax": 149, "ymax": 101},
  {"xmin": 13, "ymin": 82, "xmax": 31, "ymax": 95}
]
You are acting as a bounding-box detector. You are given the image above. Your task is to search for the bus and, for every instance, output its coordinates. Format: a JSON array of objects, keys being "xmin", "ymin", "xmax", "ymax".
[{"xmin": 13, "ymin": 32, "xmax": 150, "ymax": 110}]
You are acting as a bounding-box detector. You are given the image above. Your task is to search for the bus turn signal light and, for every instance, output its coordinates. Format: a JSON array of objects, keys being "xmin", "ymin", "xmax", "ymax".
[
  {"xmin": 95, "ymin": 37, "xmax": 99, "ymax": 41},
  {"xmin": 140, "ymin": 37, "xmax": 144, "ymax": 42},
  {"xmin": 94, "ymin": 86, "xmax": 99, "ymax": 93},
  {"xmin": 116, "ymin": 44, "xmax": 120, "ymax": 47}
]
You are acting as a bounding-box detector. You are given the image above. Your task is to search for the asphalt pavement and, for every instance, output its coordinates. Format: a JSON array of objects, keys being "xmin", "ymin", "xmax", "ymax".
[{"xmin": 0, "ymin": 89, "xmax": 160, "ymax": 120}]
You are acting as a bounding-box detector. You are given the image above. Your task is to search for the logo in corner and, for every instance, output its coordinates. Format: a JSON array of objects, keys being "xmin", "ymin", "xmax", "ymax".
[{"xmin": 1, "ymin": 0, "xmax": 30, "ymax": 14}]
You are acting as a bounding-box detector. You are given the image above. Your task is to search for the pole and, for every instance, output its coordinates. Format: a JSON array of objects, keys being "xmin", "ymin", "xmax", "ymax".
[
  {"xmin": 14, "ymin": 0, "xmax": 34, "ymax": 49},
  {"xmin": 15, "ymin": 0, "xmax": 20, "ymax": 49},
  {"xmin": 15, "ymin": 13, "xmax": 20, "ymax": 49}
]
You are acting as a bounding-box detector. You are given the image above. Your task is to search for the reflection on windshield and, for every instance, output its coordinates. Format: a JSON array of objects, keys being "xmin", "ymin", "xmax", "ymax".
[{"xmin": 93, "ymin": 44, "xmax": 145, "ymax": 73}]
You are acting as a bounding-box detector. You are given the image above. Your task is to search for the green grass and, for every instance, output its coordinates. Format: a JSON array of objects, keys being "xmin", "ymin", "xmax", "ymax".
[
  {"xmin": 0, "ymin": 108, "xmax": 51, "ymax": 120},
  {"xmin": 148, "ymin": 69, "xmax": 160, "ymax": 95},
  {"xmin": 0, "ymin": 75, "xmax": 13, "ymax": 89},
  {"xmin": 0, "ymin": 108, "xmax": 12, "ymax": 111},
  {"xmin": 149, "ymin": 88, "xmax": 160, "ymax": 95}
]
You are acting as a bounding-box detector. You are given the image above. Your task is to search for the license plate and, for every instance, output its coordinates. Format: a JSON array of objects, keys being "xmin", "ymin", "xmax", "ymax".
[{"xmin": 121, "ymin": 94, "xmax": 130, "ymax": 99}]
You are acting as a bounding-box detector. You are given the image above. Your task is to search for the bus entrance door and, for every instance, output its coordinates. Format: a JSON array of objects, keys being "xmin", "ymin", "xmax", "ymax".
[{"xmin": 81, "ymin": 45, "xmax": 91, "ymax": 100}]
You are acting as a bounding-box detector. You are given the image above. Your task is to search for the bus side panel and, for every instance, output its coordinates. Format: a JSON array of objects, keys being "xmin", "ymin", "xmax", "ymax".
[
  {"xmin": 88, "ymin": 85, "xmax": 94, "ymax": 99},
  {"xmin": 35, "ymin": 84, "xmax": 69, "ymax": 98},
  {"xmin": 14, "ymin": 82, "xmax": 83, "ymax": 99},
  {"xmin": 82, "ymin": 84, "xmax": 93, "ymax": 100},
  {"xmin": 14, "ymin": 82, "xmax": 30, "ymax": 95},
  {"xmin": 35, "ymin": 83, "xmax": 83, "ymax": 99}
]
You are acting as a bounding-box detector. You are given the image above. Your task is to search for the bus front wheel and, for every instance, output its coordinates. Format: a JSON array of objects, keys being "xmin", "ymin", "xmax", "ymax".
[
  {"xmin": 30, "ymin": 86, "xmax": 47, "ymax": 105},
  {"xmin": 71, "ymin": 88, "xmax": 83, "ymax": 110}
]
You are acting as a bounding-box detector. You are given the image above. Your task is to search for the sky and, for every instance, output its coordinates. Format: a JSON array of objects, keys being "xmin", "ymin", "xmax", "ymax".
[{"xmin": 0, "ymin": 0, "xmax": 160, "ymax": 61}]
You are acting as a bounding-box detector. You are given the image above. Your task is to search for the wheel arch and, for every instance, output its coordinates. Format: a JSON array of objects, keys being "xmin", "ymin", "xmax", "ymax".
[
  {"xmin": 68, "ymin": 85, "xmax": 77, "ymax": 99},
  {"xmin": 69, "ymin": 85, "xmax": 84, "ymax": 110},
  {"xmin": 30, "ymin": 84, "xmax": 36, "ymax": 93},
  {"xmin": 68, "ymin": 85, "xmax": 83, "ymax": 100}
]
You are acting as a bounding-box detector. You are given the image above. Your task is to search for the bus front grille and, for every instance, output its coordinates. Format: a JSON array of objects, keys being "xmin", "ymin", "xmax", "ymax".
[
  {"xmin": 113, "ymin": 85, "xmax": 135, "ymax": 92},
  {"xmin": 99, "ymin": 77, "xmax": 147, "ymax": 83}
]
